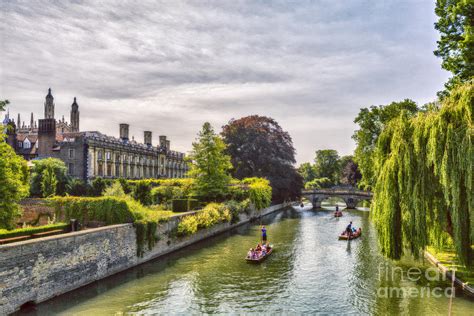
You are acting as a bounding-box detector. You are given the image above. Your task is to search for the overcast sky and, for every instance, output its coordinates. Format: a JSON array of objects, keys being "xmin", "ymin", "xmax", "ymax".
[{"xmin": 1, "ymin": 0, "xmax": 449, "ymax": 164}]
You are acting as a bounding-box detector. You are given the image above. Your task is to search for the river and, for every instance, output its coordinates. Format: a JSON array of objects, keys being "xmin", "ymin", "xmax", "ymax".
[{"xmin": 19, "ymin": 205, "xmax": 474, "ymax": 315}]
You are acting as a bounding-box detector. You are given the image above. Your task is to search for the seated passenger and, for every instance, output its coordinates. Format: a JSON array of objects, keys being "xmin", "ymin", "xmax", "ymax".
[{"xmin": 247, "ymin": 248, "xmax": 254, "ymax": 258}]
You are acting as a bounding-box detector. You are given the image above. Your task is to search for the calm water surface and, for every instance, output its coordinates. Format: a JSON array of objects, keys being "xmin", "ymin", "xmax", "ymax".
[{"xmin": 21, "ymin": 205, "xmax": 474, "ymax": 315}]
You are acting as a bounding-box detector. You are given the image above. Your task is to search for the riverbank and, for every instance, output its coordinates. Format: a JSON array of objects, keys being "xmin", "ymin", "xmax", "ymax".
[
  {"xmin": 425, "ymin": 249, "xmax": 474, "ymax": 298},
  {"xmin": 0, "ymin": 202, "xmax": 293, "ymax": 315}
]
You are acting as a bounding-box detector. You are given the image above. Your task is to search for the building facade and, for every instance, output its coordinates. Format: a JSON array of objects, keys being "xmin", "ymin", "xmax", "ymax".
[{"xmin": 3, "ymin": 88, "xmax": 188, "ymax": 180}]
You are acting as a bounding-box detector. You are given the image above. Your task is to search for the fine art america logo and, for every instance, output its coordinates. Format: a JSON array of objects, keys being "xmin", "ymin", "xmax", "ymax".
[{"xmin": 377, "ymin": 262, "xmax": 455, "ymax": 298}]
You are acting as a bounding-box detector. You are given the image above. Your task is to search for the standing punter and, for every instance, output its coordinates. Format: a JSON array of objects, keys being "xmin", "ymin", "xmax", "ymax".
[{"xmin": 261, "ymin": 225, "xmax": 267, "ymax": 243}]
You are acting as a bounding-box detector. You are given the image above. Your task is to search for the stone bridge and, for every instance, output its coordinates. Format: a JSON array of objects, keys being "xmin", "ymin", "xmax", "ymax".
[{"xmin": 302, "ymin": 186, "xmax": 373, "ymax": 209}]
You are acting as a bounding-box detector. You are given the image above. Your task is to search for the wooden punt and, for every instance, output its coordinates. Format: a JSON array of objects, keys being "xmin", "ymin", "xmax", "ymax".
[
  {"xmin": 339, "ymin": 230, "xmax": 362, "ymax": 240},
  {"xmin": 334, "ymin": 212, "xmax": 343, "ymax": 217},
  {"xmin": 246, "ymin": 248, "xmax": 273, "ymax": 263}
]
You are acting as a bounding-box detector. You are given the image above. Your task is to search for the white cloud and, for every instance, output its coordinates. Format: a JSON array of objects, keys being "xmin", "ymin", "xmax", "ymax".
[{"xmin": 0, "ymin": 0, "xmax": 450, "ymax": 163}]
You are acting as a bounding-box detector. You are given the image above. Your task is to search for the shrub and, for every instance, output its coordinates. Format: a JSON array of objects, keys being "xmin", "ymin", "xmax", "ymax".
[
  {"xmin": 176, "ymin": 202, "xmax": 234, "ymax": 236},
  {"xmin": 103, "ymin": 180, "xmax": 126, "ymax": 197},
  {"xmin": 172, "ymin": 199, "xmax": 189, "ymax": 212},
  {"xmin": 66, "ymin": 179, "xmax": 89, "ymax": 196},
  {"xmin": 0, "ymin": 223, "xmax": 69, "ymax": 239},
  {"xmin": 118, "ymin": 178, "xmax": 132, "ymax": 194},
  {"xmin": 243, "ymin": 178, "xmax": 272, "ymax": 210},
  {"xmin": 172, "ymin": 199, "xmax": 200, "ymax": 212},
  {"xmin": 132, "ymin": 180, "xmax": 152, "ymax": 205},
  {"xmin": 177, "ymin": 215, "xmax": 198, "ymax": 235},
  {"xmin": 89, "ymin": 177, "xmax": 107, "ymax": 196},
  {"xmin": 151, "ymin": 185, "xmax": 174, "ymax": 204}
]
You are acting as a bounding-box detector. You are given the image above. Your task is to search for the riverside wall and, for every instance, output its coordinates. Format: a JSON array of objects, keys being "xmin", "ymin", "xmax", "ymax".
[{"xmin": 0, "ymin": 202, "xmax": 291, "ymax": 315}]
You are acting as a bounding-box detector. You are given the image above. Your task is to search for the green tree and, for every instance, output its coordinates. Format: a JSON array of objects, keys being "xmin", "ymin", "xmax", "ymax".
[
  {"xmin": 30, "ymin": 158, "xmax": 69, "ymax": 196},
  {"xmin": 41, "ymin": 167, "xmax": 58, "ymax": 197},
  {"xmin": 352, "ymin": 100, "xmax": 419, "ymax": 190},
  {"xmin": 313, "ymin": 149, "xmax": 340, "ymax": 185},
  {"xmin": 0, "ymin": 130, "xmax": 29, "ymax": 229},
  {"xmin": 298, "ymin": 162, "xmax": 317, "ymax": 183},
  {"xmin": 371, "ymin": 81, "xmax": 473, "ymax": 266},
  {"xmin": 188, "ymin": 122, "xmax": 232, "ymax": 200},
  {"xmin": 222, "ymin": 115, "xmax": 303, "ymax": 202},
  {"xmin": 434, "ymin": 0, "xmax": 474, "ymax": 96},
  {"xmin": 304, "ymin": 177, "xmax": 331, "ymax": 190}
]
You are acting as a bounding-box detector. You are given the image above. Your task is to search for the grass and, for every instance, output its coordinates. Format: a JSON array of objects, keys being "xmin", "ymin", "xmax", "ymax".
[{"xmin": 427, "ymin": 246, "xmax": 474, "ymax": 286}]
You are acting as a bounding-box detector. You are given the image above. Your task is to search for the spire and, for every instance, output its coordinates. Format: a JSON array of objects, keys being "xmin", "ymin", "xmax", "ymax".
[
  {"xmin": 70, "ymin": 97, "xmax": 79, "ymax": 132},
  {"xmin": 44, "ymin": 87, "xmax": 55, "ymax": 119},
  {"xmin": 17, "ymin": 113, "xmax": 20, "ymax": 128},
  {"xmin": 30, "ymin": 112, "xmax": 34, "ymax": 131}
]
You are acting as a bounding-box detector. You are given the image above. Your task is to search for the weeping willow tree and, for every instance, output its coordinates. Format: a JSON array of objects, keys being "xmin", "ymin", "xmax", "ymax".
[{"xmin": 371, "ymin": 81, "xmax": 473, "ymax": 266}]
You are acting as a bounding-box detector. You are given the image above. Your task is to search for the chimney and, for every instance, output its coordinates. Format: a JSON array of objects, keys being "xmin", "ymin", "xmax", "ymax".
[
  {"xmin": 144, "ymin": 131, "xmax": 152, "ymax": 146},
  {"xmin": 159, "ymin": 135, "xmax": 167, "ymax": 148},
  {"xmin": 38, "ymin": 118, "xmax": 56, "ymax": 157},
  {"xmin": 120, "ymin": 123, "xmax": 129, "ymax": 141}
]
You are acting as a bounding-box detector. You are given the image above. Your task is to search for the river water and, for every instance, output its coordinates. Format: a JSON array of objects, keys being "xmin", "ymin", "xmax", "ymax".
[{"xmin": 21, "ymin": 205, "xmax": 474, "ymax": 315}]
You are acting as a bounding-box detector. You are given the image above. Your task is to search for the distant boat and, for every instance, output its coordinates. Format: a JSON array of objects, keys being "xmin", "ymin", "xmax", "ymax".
[
  {"xmin": 246, "ymin": 247, "xmax": 273, "ymax": 263},
  {"xmin": 339, "ymin": 229, "xmax": 362, "ymax": 240},
  {"xmin": 334, "ymin": 211, "xmax": 343, "ymax": 217}
]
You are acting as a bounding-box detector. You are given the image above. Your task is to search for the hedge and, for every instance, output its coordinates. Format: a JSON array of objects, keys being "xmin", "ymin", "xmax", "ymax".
[
  {"xmin": 49, "ymin": 196, "xmax": 135, "ymax": 225},
  {"xmin": 48, "ymin": 196, "xmax": 174, "ymax": 257},
  {"xmin": 0, "ymin": 223, "xmax": 69, "ymax": 239}
]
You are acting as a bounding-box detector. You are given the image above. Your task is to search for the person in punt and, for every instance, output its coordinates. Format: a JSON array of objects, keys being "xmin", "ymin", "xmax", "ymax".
[{"xmin": 247, "ymin": 248, "xmax": 254, "ymax": 259}]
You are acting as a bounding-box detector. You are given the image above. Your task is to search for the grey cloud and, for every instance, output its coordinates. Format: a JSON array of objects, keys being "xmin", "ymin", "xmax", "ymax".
[{"xmin": 0, "ymin": 0, "xmax": 450, "ymax": 163}]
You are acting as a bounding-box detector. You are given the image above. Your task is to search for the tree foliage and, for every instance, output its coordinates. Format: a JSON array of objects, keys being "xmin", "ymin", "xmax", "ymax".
[
  {"xmin": 371, "ymin": 81, "xmax": 473, "ymax": 266},
  {"xmin": 352, "ymin": 99, "xmax": 419, "ymax": 190},
  {"xmin": 339, "ymin": 156, "xmax": 362, "ymax": 186},
  {"xmin": 188, "ymin": 122, "xmax": 232, "ymax": 200},
  {"xmin": 298, "ymin": 162, "xmax": 317, "ymax": 183},
  {"xmin": 434, "ymin": 0, "xmax": 474, "ymax": 96},
  {"xmin": 41, "ymin": 166, "xmax": 58, "ymax": 197},
  {"xmin": 0, "ymin": 133, "xmax": 29, "ymax": 229},
  {"xmin": 31, "ymin": 158, "xmax": 69, "ymax": 196},
  {"xmin": 222, "ymin": 115, "xmax": 303, "ymax": 202},
  {"xmin": 313, "ymin": 149, "xmax": 340, "ymax": 184}
]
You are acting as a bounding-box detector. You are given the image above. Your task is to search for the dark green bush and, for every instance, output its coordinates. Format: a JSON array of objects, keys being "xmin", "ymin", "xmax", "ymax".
[
  {"xmin": 0, "ymin": 223, "xmax": 69, "ymax": 239},
  {"xmin": 66, "ymin": 179, "xmax": 90, "ymax": 196},
  {"xmin": 172, "ymin": 199, "xmax": 200, "ymax": 212},
  {"xmin": 132, "ymin": 180, "xmax": 152, "ymax": 205},
  {"xmin": 172, "ymin": 199, "xmax": 189, "ymax": 212},
  {"xmin": 89, "ymin": 177, "xmax": 107, "ymax": 196}
]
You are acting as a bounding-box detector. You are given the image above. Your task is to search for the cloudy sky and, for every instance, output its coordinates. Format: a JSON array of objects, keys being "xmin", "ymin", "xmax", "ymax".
[{"xmin": 1, "ymin": 0, "xmax": 449, "ymax": 164}]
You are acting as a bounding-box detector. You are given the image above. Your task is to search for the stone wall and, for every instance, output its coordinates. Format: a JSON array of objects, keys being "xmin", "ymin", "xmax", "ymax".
[
  {"xmin": 0, "ymin": 203, "xmax": 291, "ymax": 315},
  {"xmin": 18, "ymin": 199, "xmax": 55, "ymax": 226}
]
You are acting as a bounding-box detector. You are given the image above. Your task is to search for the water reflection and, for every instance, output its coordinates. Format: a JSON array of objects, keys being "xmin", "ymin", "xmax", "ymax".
[{"xmin": 19, "ymin": 206, "xmax": 474, "ymax": 315}]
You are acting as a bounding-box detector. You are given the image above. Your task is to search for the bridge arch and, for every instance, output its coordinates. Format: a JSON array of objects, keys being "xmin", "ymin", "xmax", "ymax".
[{"xmin": 302, "ymin": 186, "xmax": 372, "ymax": 209}]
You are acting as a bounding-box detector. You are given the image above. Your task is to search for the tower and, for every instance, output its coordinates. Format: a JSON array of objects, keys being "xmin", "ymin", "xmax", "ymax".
[
  {"xmin": 44, "ymin": 88, "xmax": 55, "ymax": 119},
  {"xmin": 70, "ymin": 97, "xmax": 79, "ymax": 132},
  {"xmin": 144, "ymin": 131, "xmax": 152, "ymax": 147}
]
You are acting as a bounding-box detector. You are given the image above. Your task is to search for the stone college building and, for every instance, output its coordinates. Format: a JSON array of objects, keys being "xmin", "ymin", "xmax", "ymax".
[{"xmin": 3, "ymin": 89, "xmax": 188, "ymax": 180}]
